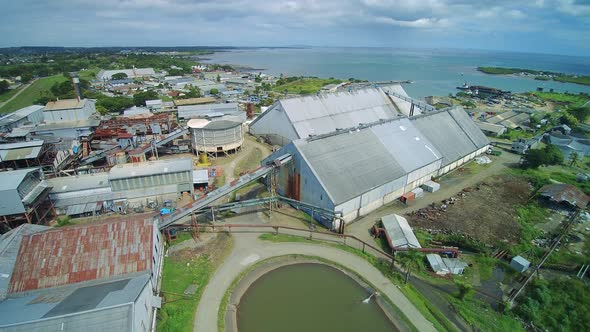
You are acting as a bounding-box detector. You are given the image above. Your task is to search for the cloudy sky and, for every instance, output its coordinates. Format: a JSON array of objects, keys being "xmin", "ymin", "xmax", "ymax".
[{"xmin": 1, "ymin": 0, "xmax": 590, "ymax": 56}]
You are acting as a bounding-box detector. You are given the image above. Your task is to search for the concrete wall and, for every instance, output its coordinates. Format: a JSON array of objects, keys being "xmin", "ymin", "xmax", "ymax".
[{"xmin": 249, "ymin": 104, "xmax": 299, "ymax": 146}]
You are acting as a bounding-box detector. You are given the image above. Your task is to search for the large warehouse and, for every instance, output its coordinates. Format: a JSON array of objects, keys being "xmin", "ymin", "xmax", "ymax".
[
  {"xmin": 249, "ymin": 85, "xmax": 427, "ymax": 145},
  {"xmin": 264, "ymin": 102, "xmax": 489, "ymax": 224}
]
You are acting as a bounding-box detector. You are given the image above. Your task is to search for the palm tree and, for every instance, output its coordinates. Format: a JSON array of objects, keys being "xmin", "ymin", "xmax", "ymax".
[
  {"xmin": 399, "ymin": 250, "xmax": 423, "ymax": 283},
  {"xmin": 569, "ymin": 152, "xmax": 579, "ymax": 167}
]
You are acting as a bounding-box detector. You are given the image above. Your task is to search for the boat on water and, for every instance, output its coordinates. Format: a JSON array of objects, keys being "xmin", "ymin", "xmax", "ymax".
[{"xmin": 456, "ymin": 82, "xmax": 470, "ymax": 90}]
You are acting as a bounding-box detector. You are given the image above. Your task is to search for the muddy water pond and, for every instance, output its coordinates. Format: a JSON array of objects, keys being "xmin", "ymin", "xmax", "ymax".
[{"xmin": 237, "ymin": 263, "xmax": 398, "ymax": 332}]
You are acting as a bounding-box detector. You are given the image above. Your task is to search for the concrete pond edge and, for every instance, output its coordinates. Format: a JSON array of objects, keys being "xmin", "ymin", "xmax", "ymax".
[{"xmin": 218, "ymin": 254, "xmax": 416, "ymax": 332}]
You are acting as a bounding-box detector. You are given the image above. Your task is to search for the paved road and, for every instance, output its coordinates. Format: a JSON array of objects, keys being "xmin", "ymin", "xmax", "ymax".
[{"xmin": 193, "ymin": 231, "xmax": 436, "ymax": 332}]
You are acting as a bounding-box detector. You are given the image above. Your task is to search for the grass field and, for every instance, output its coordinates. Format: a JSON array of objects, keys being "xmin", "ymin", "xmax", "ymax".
[
  {"xmin": 0, "ymin": 86, "xmax": 23, "ymax": 103},
  {"xmin": 532, "ymin": 91, "xmax": 589, "ymax": 108},
  {"xmin": 157, "ymin": 233, "xmax": 233, "ymax": 332},
  {"xmin": 272, "ymin": 77, "xmax": 342, "ymax": 95},
  {"xmin": 0, "ymin": 75, "xmax": 69, "ymax": 114}
]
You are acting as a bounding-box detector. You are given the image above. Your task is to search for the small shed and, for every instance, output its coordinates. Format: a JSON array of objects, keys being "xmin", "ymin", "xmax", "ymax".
[
  {"xmin": 422, "ymin": 180, "xmax": 440, "ymax": 193},
  {"xmin": 442, "ymin": 258, "xmax": 468, "ymax": 275},
  {"xmin": 381, "ymin": 214, "xmax": 421, "ymax": 249},
  {"xmin": 510, "ymin": 255, "xmax": 531, "ymax": 273},
  {"xmin": 426, "ymin": 254, "xmax": 450, "ymax": 275},
  {"xmin": 411, "ymin": 187, "xmax": 424, "ymax": 198},
  {"xmin": 400, "ymin": 192, "xmax": 415, "ymax": 204}
]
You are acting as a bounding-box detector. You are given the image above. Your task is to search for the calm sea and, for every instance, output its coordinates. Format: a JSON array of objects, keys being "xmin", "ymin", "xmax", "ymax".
[{"xmin": 204, "ymin": 47, "xmax": 590, "ymax": 98}]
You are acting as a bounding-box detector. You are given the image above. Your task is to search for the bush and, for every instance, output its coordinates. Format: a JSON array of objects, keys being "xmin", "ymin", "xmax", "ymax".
[{"xmin": 522, "ymin": 144, "xmax": 563, "ymax": 168}]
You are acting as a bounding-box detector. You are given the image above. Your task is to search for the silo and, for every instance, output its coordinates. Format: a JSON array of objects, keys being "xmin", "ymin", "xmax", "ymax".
[{"xmin": 188, "ymin": 118, "xmax": 244, "ymax": 156}]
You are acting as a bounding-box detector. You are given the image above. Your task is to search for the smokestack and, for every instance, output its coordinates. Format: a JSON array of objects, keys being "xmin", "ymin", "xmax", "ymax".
[{"xmin": 72, "ymin": 77, "xmax": 82, "ymax": 101}]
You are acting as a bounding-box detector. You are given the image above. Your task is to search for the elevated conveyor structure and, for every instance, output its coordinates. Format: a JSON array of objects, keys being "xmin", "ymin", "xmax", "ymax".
[
  {"xmin": 79, "ymin": 126, "xmax": 189, "ymax": 165},
  {"xmin": 157, "ymin": 153, "xmax": 293, "ymax": 230}
]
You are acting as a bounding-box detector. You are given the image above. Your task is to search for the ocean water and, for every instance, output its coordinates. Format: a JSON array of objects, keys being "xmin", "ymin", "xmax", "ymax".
[{"xmin": 204, "ymin": 47, "xmax": 590, "ymax": 98}]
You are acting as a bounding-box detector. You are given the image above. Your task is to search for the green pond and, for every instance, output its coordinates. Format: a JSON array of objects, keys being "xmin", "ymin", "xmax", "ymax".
[{"xmin": 237, "ymin": 263, "xmax": 398, "ymax": 332}]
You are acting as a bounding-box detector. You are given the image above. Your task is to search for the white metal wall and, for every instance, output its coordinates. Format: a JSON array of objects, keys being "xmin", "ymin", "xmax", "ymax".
[{"xmin": 250, "ymin": 105, "xmax": 299, "ymax": 145}]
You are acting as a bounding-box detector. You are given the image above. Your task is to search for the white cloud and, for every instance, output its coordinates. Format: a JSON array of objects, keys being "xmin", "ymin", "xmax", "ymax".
[{"xmin": 373, "ymin": 16, "xmax": 450, "ymax": 28}]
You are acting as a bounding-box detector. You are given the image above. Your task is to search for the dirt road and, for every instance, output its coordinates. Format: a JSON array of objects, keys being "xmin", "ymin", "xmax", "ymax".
[
  {"xmin": 347, "ymin": 152, "xmax": 522, "ymax": 244},
  {"xmin": 223, "ymin": 135, "xmax": 272, "ymax": 183}
]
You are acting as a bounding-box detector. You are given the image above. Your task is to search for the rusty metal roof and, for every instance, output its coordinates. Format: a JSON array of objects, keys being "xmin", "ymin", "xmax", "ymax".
[
  {"xmin": 539, "ymin": 183, "xmax": 590, "ymax": 209},
  {"xmin": 8, "ymin": 218, "xmax": 154, "ymax": 294}
]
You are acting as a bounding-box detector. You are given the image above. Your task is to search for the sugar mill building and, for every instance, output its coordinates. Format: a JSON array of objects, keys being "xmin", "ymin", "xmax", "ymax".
[
  {"xmin": 46, "ymin": 158, "xmax": 194, "ymax": 217},
  {"xmin": 263, "ymin": 94, "xmax": 489, "ymax": 224},
  {"xmin": 187, "ymin": 118, "xmax": 244, "ymax": 157},
  {"xmin": 0, "ymin": 106, "xmax": 44, "ymax": 133},
  {"xmin": 43, "ymin": 99, "xmax": 97, "ymax": 123},
  {"xmin": 0, "ymin": 218, "xmax": 163, "ymax": 332},
  {"xmin": 0, "ymin": 168, "xmax": 53, "ymax": 232},
  {"xmin": 249, "ymin": 85, "xmax": 428, "ymax": 146}
]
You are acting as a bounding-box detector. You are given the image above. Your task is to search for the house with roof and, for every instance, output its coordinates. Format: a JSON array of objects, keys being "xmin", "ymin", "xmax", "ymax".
[
  {"xmin": 0, "ymin": 168, "xmax": 53, "ymax": 232},
  {"xmin": 538, "ymin": 183, "xmax": 590, "ymax": 209},
  {"xmin": 0, "ymin": 217, "xmax": 163, "ymax": 331}
]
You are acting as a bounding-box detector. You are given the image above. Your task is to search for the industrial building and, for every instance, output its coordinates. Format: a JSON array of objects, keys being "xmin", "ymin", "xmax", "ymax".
[
  {"xmin": 177, "ymin": 103, "xmax": 245, "ymax": 123},
  {"xmin": 0, "ymin": 105, "xmax": 44, "ymax": 133},
  {"xmin": 249, "ymin": 85, "xmax": 428, "ymax": 146},
  {"xmin": 43, "ymin": 99, "xmax": 97, "ymax": 123},
  {"xmin": 97, "ymin": 67, "xmax": 156, "ymax": 81},
  {"xmin": 46, "ymin": 158, "xmax": 194, "ymax": 216},
  {"xmin": 545, "ymin": 131, "xmax": 590, "ymax": 159},
  {"xmin": 0, "ymin": 218, "xmax": 163, "ymax": 331},
  {"xmin": 264, "ymin": 102, "xmax": 489, "ymax": 223},
  {"xmin": 188, "ymin": 119, "xmax": 244, "ymax": 157},
  {"xmin": 0, "ymin": 168, "xmax": 53, "ymax": 231}
]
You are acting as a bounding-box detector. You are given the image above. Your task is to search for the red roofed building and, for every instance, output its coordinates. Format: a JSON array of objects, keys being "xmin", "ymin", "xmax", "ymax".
[
  {"xmin": 9, "ymin": 217, "xmax": 160, "ymax": 293},
  {"xmin": 0, "ymin": 218, "xmax": 164, "ymax": 331},
  {"xmin": 539, "ymin": 183, "xmax": 590, "ymax": 209}
]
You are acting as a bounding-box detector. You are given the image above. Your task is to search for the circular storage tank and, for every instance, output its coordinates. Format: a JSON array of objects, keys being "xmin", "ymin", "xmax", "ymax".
[{"xmin": 188, "ymin": 118, "xmax": 244, "ymax": 155}]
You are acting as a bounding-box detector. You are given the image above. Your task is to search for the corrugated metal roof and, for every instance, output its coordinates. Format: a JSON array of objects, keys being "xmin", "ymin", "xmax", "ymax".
[
  {"xmin": 178, "ymin": 103, "xmax": 240, "ymax": 119},
  {"xmin": 46, "ymin": 173, "xmax": 110, "ymax": 193},
  {"xmin": 44, "ymin": 99, "xmax": 87, "ymax": 111},
  {"xmin": 174, "ymin": 97, "xmax": 216, "ymax": 106},
  {"xmin": 486, "ymin": 110, "xmax": 517, "ymax": 124},
  {"xmin": 426, "ymin": 254, "xmax": 449, "ymax": 274},
  {"xmin": 0, "ymin": 224, "xmax": 51, "ymax": 300},
  {"xmin": 278, "ymin": 87, "xmax": 402, "ymax": 138},
  {"xmin": 8, "ymin": 218, "xmax": 154, "ymax": 294},
  {"xmin": 0, "ymin": 168, "xmax": 40, "ymax": 191},
  {"xmin": 381, "ymin": 214, "xmax": 421, "ymax": 249},
  {"xmin": 539, "ymin": 183, "xmax": 590, "ymax": 209},
  {"xmin": 0, "ymin": 105, "xmax": 44, "ymax": 126},
  {"xmin": 475, "ymin": 121, "xmax": 506, "ymax": 134},
  {"xmin": 0, "ymin": 140, "xmax": 43, "ymax": 161},
  {"xmin": 0, "ymin": 274, "xmax": 149, "ymax": 328},
  {"xmin": 370, "ymin": 118, "xmax": 441, "ymax": 172},
  {"xmin": 412, "ymin": 109, "xmax": 487, "ymax": 166},
  {"xmin": 448, "ymin": 108, "xmax": 490, "ymax": 148},
  {"xmin": 108, "ymin": 158, "xmax": 192, "ymax": 181},
  {"xmin": 296, "ymin": 127, "xmax": 406, "ymax": 205},
  {"xmin": 193, "ymin": 170, "xmax": 209, "ymax": 184},
  {"xmin": 30, "ymin": 119, "xmax": 100, "ymax": 131}
]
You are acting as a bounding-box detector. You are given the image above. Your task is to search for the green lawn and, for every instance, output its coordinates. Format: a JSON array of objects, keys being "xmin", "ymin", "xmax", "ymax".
[
  {"xmin": 78, "ymin": 69, "xmax": 99, "ymax": 81},
  {"xmin": 447, "ymin": 296, "xmax": 524, "ymax": 332},
  {"xmin": 157, "ymin": 233, "xmax": 232, "ymax": 332},
  {"xmin": 531, "ymin": 91, "xmax": 588, "ymax": 108},
  {"xmin": 0, "ymin": 75, "xmax": 69, "ymax": 114},
  {"xmin": 0, "ymin": 86, "xmax": 22, "ymax": 103},
  {"xmin": 272, "ymin": 77, "xmax": 342, "ymax": 95}
]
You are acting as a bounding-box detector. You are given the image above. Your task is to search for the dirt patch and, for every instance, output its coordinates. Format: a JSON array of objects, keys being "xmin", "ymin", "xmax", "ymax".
[
  {"xmin": 168, "ymin": 232, "xmax": 232, "ymax": 263},
  {"xmin": 406, "ymin": 174, "xmax": 532, "ymax": 244}
]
